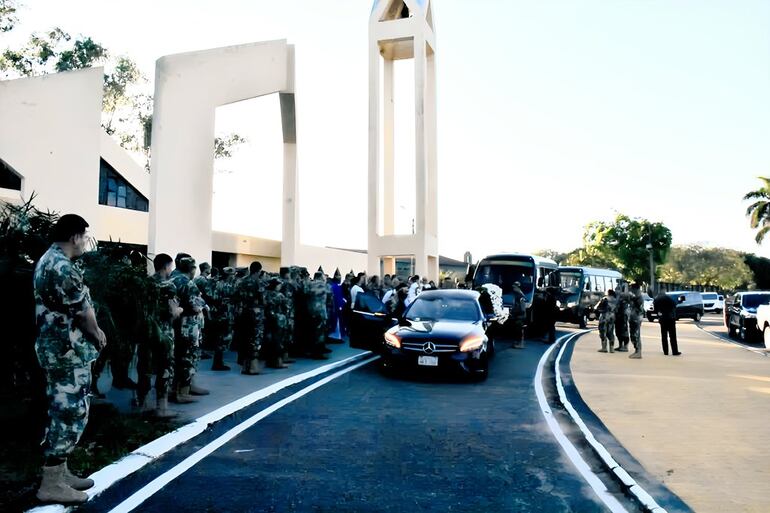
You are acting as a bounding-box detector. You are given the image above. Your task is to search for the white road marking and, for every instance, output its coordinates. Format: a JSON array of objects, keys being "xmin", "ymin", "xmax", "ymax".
[
  {"xmin": 534, "ymin": 332, "xmax": 630, "ymax": 513},
  {"xmin": 26, "ymin": 351, "xmax": 373, "ymax": 513},
  {"xmin": 695, "ymin": 325, "xmax": 769, "ymax": 357},
  {"xmin": 105, "ymin": 356, "xmax": 377, "ymax": 513},
  {"xmin": 554, "ymin": 336, "xmax": 668, "ymax": 513}
]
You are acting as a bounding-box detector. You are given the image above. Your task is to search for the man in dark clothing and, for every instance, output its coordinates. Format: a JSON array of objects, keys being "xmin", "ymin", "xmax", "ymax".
[{"xmin": 653, "ymin": 291, "xmax": 681, "ymax": 355}]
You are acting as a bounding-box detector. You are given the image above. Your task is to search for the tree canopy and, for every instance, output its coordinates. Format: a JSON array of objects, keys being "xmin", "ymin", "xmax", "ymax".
[
  {"xmin": 658, "ymin": 245, "xmax": 753, "ymax": 290},
  {"xmin": 744, "ymin": 177, "xmax": 770, "ymax": 244},
  {"xmin": 580, "ymin": 214, "xmax": 672, "ymax": 283}
]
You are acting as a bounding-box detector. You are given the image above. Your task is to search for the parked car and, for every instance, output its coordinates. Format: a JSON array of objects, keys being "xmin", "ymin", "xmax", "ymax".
[
  {"xmin": 701, "ymin": 292, "xmax": 724, "ymax": 314},
  {"xmin": 725, "ymin": 291, "xmax": 770, "ymax": 342},
  {"xmin": 643, "ymin": 293, "xmax": 654, "ymax": 318},
  {"xmin": 647, "ymin": 291, "xmax": 704, "ymax": 322},
  {"xmin": 380, "ymin": 290, "xmax": 494, "ymax": 380}
]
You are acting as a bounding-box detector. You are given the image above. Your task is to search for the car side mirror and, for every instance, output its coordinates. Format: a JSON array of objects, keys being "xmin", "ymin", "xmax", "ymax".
[
  {"xmin": 678, "ymin": 295, "xmax": 686, "ymax": 304},
  {"xmin": 398, "ymin": 316, "xmax": 412, "ymax": 327}
]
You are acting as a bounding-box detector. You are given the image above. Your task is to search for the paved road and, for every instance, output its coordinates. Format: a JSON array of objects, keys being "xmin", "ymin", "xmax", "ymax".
[{"xmin": 80, "ymin": 332, "xmax": 637, "ymax": 513}]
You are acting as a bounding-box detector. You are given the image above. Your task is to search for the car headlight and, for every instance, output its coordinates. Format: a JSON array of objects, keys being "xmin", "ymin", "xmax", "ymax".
[
  {"xmin": 567, "ymin": 302, "xmax": 578, "ymax": 308},
  {"xmin": 384, "ymin": 332, "xmax": 401, "ymax": 348},
  {"xmin": 459, "ymin": 335, "xmax": 485, "ymax": 352},
  {"xmin": 556, "ymin": 300, "xmax": 562, "ymax": 308}
]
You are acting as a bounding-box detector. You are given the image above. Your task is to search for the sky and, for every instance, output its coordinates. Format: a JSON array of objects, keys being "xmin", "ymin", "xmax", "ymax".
[{"xmin": 5, "ymin": 0, "xmax": 770, "ymax": 261}]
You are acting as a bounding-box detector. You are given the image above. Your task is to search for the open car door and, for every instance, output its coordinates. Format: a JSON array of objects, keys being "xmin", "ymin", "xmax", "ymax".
[{"xmin": 349, "ymin": 291, "xmax": 396, "ymax": 351}]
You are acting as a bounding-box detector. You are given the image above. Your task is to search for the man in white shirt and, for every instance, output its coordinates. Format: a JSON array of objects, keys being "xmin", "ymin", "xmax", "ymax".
[
  {"xmin": 405, "ymin": 275, "xmax": 421, "ymax": 307},
  {"xmin": 350, "ymin": 275, "xmax": 365, "ymax": 309}
]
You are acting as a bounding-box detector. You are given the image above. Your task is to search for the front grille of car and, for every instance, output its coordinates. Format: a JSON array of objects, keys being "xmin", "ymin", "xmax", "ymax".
[
  {"xmin": 401, "ymin": 341, "xmax": 457, "ymax": 353},
  {"xmin": 704, "ymin": 303, "xmax": 714, "ymax": 307}
]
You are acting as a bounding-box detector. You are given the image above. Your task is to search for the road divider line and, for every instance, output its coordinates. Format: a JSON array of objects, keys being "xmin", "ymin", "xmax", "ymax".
[
  {"xmin": 534, "ymin": 332, "xmax": 630, "ymax": 513},
  {"xmin": 27, "ymin": 351, "xmax": 373, "ymax": 513},
  {"xmin": 554, "ymin": 335, "xmax": 668, "ymax": 513},
  {"xmin": 106, "ymin": 355, "xmax": 378, "ymax": 513},
  {"xmin": 695, "ymin": 324, "xmax": 769, "ymax": 357}
]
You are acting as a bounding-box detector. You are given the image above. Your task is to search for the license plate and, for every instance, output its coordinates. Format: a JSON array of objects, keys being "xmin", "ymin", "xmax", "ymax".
[{"xmin": 418, "ymin": 356, "xmax": 439, "ymax": 367}]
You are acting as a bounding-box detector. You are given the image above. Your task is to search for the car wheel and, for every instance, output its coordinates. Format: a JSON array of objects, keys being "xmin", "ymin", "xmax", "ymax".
[
  {"xmin": 487, "ymin": 337, "xmax": 496, "ymax": 359},
  {"xmin": 739, "ymin": 321, "xmax": 747, "ymax": 342},
  {"xmin": 728, "ymin": 320, "xmax": 736, "ymax": 338},
  {"xmin": 694, "ymin": 312, "xmax": 702, "ymax": 322},
  {"xmin": 470, "ymin": 353, "xmax": 489, "ymax": 382}
]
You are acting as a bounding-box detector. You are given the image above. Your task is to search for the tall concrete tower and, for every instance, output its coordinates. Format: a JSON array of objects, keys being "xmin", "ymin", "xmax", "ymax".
[{"xmin": 368, "ymin": 0, "xmax": 438, "ymax": 280}]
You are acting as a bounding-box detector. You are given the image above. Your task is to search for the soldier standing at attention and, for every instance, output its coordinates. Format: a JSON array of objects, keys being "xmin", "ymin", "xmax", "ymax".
[
  {"xmin": 279, "ymin": 267, "xmax": 298, "ymax": 361},
  {"xmin": 628, "ymin": 283, "xmax": 645, "ymax": 359},
  {"xmin": 596, "ymin": 289, "xmax": 617, "ymax": 353},
  {"xmin": 263, "ymin": 277, "xmax": 290, "ymax": 369},
  {"xmin": 170, "ymin": 257, "xmax": 208, "ymax": 402},
  {"xmin": 142, "ymin": 253, "xmax": 182, "ymax": 417},
  {"xmin": 193, "ymin": 262, "xmax": 213, "ymax": 355},
  {"xmin": 614, "ymin": 281, "xmax": 631, "ymax": 352},
  {"xmin": 34, "ymin": 215, "xmax": 106, "ymax": 504},
  {"xmin": 236, "ymin": 261, "xmax": 265, "ymax": 375},
  {"xmin": 306, "ymin": 271, "xmax": 331, "ymax": 359}
]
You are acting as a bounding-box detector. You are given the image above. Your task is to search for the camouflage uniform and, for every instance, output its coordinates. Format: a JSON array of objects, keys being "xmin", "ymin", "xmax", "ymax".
[
  {"xmin": 628, "ymin": 288, "xmax": 645, "ymax": 358},
  {"xmin": 263, "ymin": 280, "xmax": 288, "ymax": 365},
  {"xmin": 235, "ymin": 272, "xmax": 265, "ymax": 364},
  {"xmin": 596, "ymin": 295, "xmax": 616, "ymax": 353},
  {"xmin": 34, "ymin": 244, "xmax": 100, "ymax": 460},
  {"xmin": 304, "ymin": 274, "xmax": 329, "ymax": 357},
  {"xmin": 137, "ymin": 273, "xmax": 178, "ymax": 399},
  {"xmin": 171, "ymin": 269, "xmax": 206, "ymax": 388},
  {"xmin": 193, "ymin": 274, "xmax": 214, "ymax": 350},
  {"xmin": 614, "ymin": 287, "xmax": 631, "ymax": 351},
  {"xmin": 215, "ymin": 269, "xmax": 238, "ymax": 352},
  {"xmin": 280, "ymin": 268, "xmax": 298, "ymax": 357}
]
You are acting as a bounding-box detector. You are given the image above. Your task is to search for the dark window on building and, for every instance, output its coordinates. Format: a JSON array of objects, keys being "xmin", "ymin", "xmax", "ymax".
[
  {"xmin": 0, "ymin": 158, "xmax": 22, "ymax": 191},
  {"xmin": 99, "ymin": 158, "xmax": 148, "ymax": 212}
]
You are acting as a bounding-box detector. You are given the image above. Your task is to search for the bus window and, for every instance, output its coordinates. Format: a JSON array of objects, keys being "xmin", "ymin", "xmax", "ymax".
[{"xmin": 594, "ymin": 275, "xmax": 605, "ymax": 293}]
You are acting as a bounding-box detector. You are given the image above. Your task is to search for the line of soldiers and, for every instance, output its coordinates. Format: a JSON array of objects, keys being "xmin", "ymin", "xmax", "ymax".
[
  {"xmin": 595, "ymin": 281, "xmax": 646, "ymax": 358},
  {"xmin": 135, "ymin": 253, "xmax": 337, "ymax": 418}
]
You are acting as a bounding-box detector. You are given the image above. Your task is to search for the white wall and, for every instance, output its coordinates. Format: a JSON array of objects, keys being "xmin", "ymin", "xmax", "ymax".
[
  {"xmin": 0, "ymin": 68, "xmax": 152, "ymax": 245},
  {"xmin": 0, "ymin": 67, "xmax": 103, "ymax": 231}
]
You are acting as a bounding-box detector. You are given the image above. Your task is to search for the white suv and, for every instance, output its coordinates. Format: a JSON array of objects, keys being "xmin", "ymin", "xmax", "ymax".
[{"xmin": 701, "ymin": 292, "xmax": 724, "ymax": 314}]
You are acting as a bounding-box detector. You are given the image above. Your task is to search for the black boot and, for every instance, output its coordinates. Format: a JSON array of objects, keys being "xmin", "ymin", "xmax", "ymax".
[{"xmin": 211, "ymin": 350, "xmax": 231, "ymax": 371}]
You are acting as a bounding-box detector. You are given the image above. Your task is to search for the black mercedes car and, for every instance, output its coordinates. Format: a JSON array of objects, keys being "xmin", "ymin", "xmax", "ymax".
[{"xmin": 380, "ymin": 290, "xmax": 494, "ymax": 380}]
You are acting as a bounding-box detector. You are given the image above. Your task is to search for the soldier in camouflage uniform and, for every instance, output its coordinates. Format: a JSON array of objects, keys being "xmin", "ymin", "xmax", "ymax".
[
  {"xmin": 305, "ymin": 271, "xmax": 331, "ymax": 359},
  {"xmin": 33, "ymin": 215, "xmax": 105, "ymax": 504},
  {"xmin": 170, "ymin": 257, "xmax": 208, "ymax": 402},
  {"xmin": 279, "ymin": 267, "xmax": 298, "ymax": 362},
  {"xmin": 263, "ymin": 277, "xmax": 290, "ymax": 369},
  {"xmin": 235, "ymin": 261, "xmax": 265, "ymax": 374},
  {"xmin": 212, "ymin": 267, "xmax": 238, "ymax": 370},
  {"xmin": 136, "ymin": 253, "xmax": 181, "ymax": 417},
  {"xmin": 595, "ymin": 289, "xmax": 617, "ymax": 353},
  {"xmin": 614, "ymin": 281, "xmax": 631, "ymax": 352},
  {"xmin": 193, "ymin": 262, "xmax": 213, "ymax": 352},
  {"xmin": 628, "ymin": 283, "xmax": 645, "ymax": 359}
]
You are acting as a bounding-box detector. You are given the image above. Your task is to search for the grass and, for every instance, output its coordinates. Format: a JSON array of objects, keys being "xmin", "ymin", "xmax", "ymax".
[{"xmin": 0, "ymin": 395, "xmax": 181, "ymax": 512}]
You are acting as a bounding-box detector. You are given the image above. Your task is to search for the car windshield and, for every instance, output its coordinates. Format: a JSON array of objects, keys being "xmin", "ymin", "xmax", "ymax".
[
  {"xmin": 559, "ymin": 271, "xmax": 583, "ymax": 294},
  {"xmin": 406, "ymin": 296, "xmax": 480, "ymax": 322},
  {"xmin": 702, "ymin": 293, "xmax": 717, "ymax": 300},
  {"xmin": 741, "ymin": 294, "xmax": 770, "ymax": 309},
  {"xmin": 474, "ymin": 262, "xmax": 535, "ymax": 295}
]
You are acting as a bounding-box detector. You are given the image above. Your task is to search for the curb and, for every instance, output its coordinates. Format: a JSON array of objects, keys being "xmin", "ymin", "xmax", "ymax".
[
  {"xmin": 695, "ymin": 323, "xmax": 769, "ymax": 358},
  {"xmin": 27, "ymin": 350, "xmax": 373, "ymax": 513},
  {"xmin": 553, "ymin": 332, "xmax": 667, "ymax": 513}
]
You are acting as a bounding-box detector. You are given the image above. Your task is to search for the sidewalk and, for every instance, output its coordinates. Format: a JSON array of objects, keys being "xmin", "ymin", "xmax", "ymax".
[
  {"xmin": 96, "ymin": 342, "xmax": 367, "ymax": 420},
  {"xmin": 570, "ymin": 317, "xmax": 770, "ymax": 513}
]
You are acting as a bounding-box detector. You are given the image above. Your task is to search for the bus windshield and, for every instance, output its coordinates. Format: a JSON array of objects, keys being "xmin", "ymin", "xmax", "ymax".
[
  {"xmin": 559, "ymin": 271, "xmax": 583, "ymax": 294},
  {"xmin": 474, "ymin": 262, "xmax": 535, "ymax": 296}
]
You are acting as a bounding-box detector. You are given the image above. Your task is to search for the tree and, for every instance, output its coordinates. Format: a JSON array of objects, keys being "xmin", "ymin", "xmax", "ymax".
[
  {"xmin": 0, "ymin": 0, "xmax": 19, "ymax": 33},
  {"xmin": 562, "ymin": 247, "xmax": 617, "ymax": 269},
  {"xmin": 582, "ymin": 214, "xmax": 672, "ymax": 283},
  {"xmin": 0, "ymin": 28, "xmax": 107, "ymax": 78},
  {"xmin": 214, "ymin": 133, "xmax": 248, "ymax": 160},
  {"xmin": 534, "ymin": 249, "xmax": 569, "ymax": 264},
  {"xmin": 744, "ymin": 254, "xmax": 770, "ymax": 290},
  {"xmin": 743, "ymin": 177, "xmax": 770, "ymax": 244},
  {"xmin": 658, "ymin": 245, "xmax": 753, "ymax": 290}
]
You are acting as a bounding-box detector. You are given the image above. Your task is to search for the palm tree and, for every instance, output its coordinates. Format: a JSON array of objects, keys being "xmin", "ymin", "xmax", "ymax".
[{"xmin": 744, "ymin": 177, "xmax": 770, "ymax": 244}]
